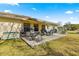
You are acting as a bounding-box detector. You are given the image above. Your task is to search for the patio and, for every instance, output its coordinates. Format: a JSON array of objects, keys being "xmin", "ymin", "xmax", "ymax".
[{"xmin": 21, "ymin": 33, "xmax": 66, "ymax": 47}]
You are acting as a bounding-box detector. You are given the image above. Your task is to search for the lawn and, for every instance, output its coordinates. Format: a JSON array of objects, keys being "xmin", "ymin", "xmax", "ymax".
[
  {"xmin": 67, "ymin": 31, "xmax": 79, "ymax": 34},
  {"xmin": 0, "ymin": 34, "xmax": 79, "ymax": 56}
]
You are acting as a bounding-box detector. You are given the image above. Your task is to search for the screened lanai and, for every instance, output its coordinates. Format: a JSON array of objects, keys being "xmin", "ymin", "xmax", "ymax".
[{"xmin": 0, "ymin": 12, "xmax": 59, "ymax": 40}]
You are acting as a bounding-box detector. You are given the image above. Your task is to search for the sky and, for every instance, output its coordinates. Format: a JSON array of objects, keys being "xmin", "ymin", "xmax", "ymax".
[{"xmin": 0, "ymin": 3, "xmax": 79, "ymax": 24}]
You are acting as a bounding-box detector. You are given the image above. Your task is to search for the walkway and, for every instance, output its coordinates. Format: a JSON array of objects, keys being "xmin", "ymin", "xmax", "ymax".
[{"xmin": 21, "ymin": 33, "xmax": 66, "ymax": 47}]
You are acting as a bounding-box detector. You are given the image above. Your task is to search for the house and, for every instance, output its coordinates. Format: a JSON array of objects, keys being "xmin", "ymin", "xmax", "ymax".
[{"xmin": 0, "ymin": 12, "xmax": 58, "ymax": 39}]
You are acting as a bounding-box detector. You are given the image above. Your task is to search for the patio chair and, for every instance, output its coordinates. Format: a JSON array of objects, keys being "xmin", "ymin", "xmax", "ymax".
[
  {"xmin": 34, "ymin": 33, "xmax": 43, "ymax": 42},
  {"xmin": 25, "ymin": 32, "xmax": 32, "ymax": 41}
]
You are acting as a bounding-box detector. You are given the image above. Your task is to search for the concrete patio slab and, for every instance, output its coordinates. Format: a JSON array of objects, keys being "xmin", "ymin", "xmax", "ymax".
[{"xmin": 21, "ymin": 33, "xmax": 66, "ymax": 47}]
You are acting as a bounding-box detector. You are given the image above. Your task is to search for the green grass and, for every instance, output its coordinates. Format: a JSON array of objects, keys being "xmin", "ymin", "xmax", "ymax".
[
  {"xmin": 67, "ymin": 31, "xmax": 79, "ymax": 34},
  {"xmin": 0, "ymin": 34, "xmax": 79, "ymax": 56}
]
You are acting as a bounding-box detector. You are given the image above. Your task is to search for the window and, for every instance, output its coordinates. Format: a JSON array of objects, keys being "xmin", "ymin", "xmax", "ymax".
[
  {"xmin": 24, "ymin": 23, "xmax": 30, "ymax": 32},
  {"xmin": 34, "ymin": 24, "xmax": 39, "ymax": 31}
]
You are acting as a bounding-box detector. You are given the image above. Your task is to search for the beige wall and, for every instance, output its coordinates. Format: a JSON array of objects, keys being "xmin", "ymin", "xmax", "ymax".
[{"xmin": 0, "ymin": 22, "xmax": 22, "ymax": 39}]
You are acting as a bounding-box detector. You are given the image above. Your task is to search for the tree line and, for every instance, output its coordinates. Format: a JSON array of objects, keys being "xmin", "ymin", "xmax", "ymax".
[{"xmin": 63, "ymin": 22, "xmax": 79, "ymax": 31}]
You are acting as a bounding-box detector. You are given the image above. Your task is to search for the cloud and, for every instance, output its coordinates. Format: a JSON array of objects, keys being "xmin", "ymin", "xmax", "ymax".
[
  {"xmin": 65, "ymin": 10, "xmax": 73, "ymax": 14},
  {"xmin": 32, "ymin": 8, "xmax": 37, "ymax": 11},
  {"xmin": 5, "ymin": 2, "xmax": 19, "ymax": 6},
  {"xmin": 75, "ymin": 10, "xmax": 79, "ymax": 12},
  {"xmin": 4, "ymin": 10, "xmax": 12, "ymax": 13},
  {"xmin": 70, "ymin": 17, "xmax": 74, "ymax": 20},
  {"xmin": 45, "ymin": 16, "xmax": 50, "ymax": 19}
]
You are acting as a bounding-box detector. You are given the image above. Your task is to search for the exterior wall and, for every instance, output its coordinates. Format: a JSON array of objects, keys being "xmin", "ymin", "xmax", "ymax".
[
  {"xmin": 0, "ymin": 16, "xmax": 58, "ymax": 39},
  {"xmin": 0, "ymin": 22, "xmax": 22, "ymax": 39}
]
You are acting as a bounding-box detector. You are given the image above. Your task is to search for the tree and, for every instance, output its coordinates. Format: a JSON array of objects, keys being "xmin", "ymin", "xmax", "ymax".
[{"xmin": 64, "ymin": 22, "xmax": 71, "ymax": 30}]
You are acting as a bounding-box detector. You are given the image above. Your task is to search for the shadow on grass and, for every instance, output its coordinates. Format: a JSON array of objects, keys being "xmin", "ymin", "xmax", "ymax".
[{"xmin": 40, "ymin": 42, "xmax": 64, "ymax": 56}]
